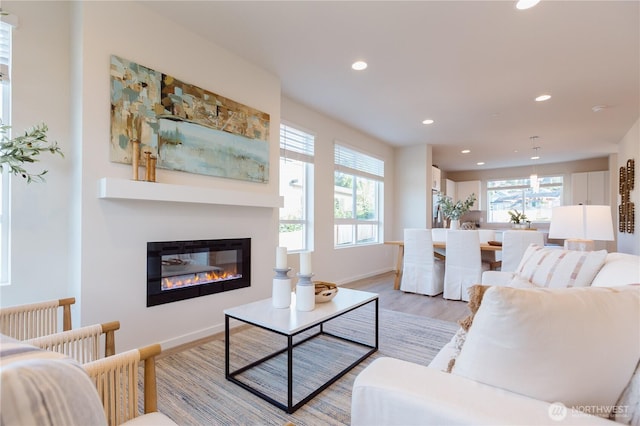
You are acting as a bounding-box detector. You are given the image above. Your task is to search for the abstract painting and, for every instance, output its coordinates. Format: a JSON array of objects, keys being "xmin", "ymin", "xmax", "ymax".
[{"xmin": 110, "ymin": 55, "xmax": 270, "ymax": 183}]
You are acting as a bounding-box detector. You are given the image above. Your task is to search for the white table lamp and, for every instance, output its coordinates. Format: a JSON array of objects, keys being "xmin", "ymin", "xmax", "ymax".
[{"xmin": 548, "ymin": 205, "xmax": 614, "ymax": 251}]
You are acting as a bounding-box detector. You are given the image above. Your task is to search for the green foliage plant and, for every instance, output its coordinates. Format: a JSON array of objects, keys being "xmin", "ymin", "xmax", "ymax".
[
  {"xmin": 437, "ymin": 192, "xmax": 477, "ymax": 220},
  {"xmin": 0, "ymin": 122, "xmax": 63, "ymax": 183},
  {"xmin": 508, "ymin": 209, "xmax": 528, "ymax": 224}
]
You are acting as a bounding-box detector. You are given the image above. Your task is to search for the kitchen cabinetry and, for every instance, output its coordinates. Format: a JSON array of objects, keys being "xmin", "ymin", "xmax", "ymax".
[
  {"xmin": 431, "ymin": 166, "xmax": 441, "ymax": 192},
  {"xmin": 571, "ymin": 171, "xmax": 608, "ymax": 205},
  {"xmin": 456, "ymin": 180, "xmax": 481, "ymax": 209},
  {"xmin": 445, "ymin": 179, "xmax": 456, "ymax": 198}
]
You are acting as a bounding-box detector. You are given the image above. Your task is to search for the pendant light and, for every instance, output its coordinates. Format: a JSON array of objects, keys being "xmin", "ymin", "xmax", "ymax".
[{"xmin": 529, "ymin": 137, "xmax": 540, "ymax": 192}]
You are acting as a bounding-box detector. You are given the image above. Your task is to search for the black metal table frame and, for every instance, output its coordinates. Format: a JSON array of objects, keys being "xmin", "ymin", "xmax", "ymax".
[{"xmin": 225, "ymin": 297, "xmax": 378, "ymax": 414}]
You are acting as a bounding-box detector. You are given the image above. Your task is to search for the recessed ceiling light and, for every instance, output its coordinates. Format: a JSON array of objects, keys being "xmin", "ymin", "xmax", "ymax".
[
  {"xmin": 530, "ymin": 155, "xmax": 540, "ymax": 160},
  {"xmin": 516, "ymin": 0, "xmax": 540, "ymax": 10},
  {"xmin": 535, "ymin": 94, "xmax": 551, "ymax": 102},
  {"xmin": 422, "ymin": 119, "xmax": 434, "ymax": 125},
  {"xmin": 461, "ymin": 149, "xmax": 471, "ymax": 154},
  {"xmin": 351, "ymin": 61, "xmax": 368, "ymax": 71},
  {"xmin": 477, "ymin": 162, "xmax": 485, "ymax": 166}
]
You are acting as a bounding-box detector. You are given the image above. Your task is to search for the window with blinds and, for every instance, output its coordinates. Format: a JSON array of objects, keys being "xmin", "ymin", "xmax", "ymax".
[
  {"xmin": 0, "ymin": 21, "xmax": 9, "ymax": 84},
  {"xmin": 0, "ymin": 17, "xmax": 12, "ymax": 284},
  {"xmin": 334, "ymin": 142, "xmax": 384, "ymax": 247},
  {"xmin": 279, "ymin": 123, "xmax": 315, "ymax": 252}
]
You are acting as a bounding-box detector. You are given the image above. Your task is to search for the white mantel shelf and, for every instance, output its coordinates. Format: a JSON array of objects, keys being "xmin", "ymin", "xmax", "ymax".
[{"xmin": 97, "ymin": 177, "xmax": 283, "ymax": 208}]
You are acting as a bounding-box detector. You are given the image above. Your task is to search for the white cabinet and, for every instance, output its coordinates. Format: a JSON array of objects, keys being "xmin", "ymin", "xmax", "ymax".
[
  {"xmin": 431, "ymin": 166, "xmax": 441, "ymax": 192},
  {"xmin": 456, "ymin": 180, "xmax": 481, "ymax": 209},
  {"xmin": 445, "ymin": 179, "xmax": 456, "ymax": 199},
  {"xmin": 571, "ymin": 171, "xmax": 608, "ymax": 205}
]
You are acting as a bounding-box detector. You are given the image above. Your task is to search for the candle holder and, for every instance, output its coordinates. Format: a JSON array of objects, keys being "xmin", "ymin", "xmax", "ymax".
[
  {"xmin": 272, "ymin": 268, "xmax": 292, "ymax": 309},
  {"xmin": 296, "ymin": 273, "xmax": 315, "ymax": 312},
  {"xmin": 131, "ymin": 139, "xmax": 140, "ymax": 181}
]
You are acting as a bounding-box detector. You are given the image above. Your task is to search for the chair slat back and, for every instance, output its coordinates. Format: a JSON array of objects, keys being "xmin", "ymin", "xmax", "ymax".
[
  {"xmin": 0, "ymin": 300, "xmax": 59, "ymax": 340},
  {"xmin": 25, "ymin": 323, "xmax": 103, "ymax": 364},
  {"xmin": 84, "ymin": 349, "xmax": 141, "ymax": 426}
]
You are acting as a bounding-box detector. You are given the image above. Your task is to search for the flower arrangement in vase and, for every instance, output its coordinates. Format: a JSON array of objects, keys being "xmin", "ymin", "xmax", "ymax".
[{"xmin": 437, "ymin": 192, "xmax": 477, "ymax": 229}]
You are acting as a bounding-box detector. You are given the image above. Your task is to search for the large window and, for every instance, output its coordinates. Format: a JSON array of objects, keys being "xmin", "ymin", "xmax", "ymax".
[
  {"xmin": 279, "ymin": 123, "xmax": 314, "ymax": 252},
  {"xmin": 487, "ymin": 176, "xmax": 563, "ymax": 223},
  {"xmin": 0, "ymin": 19, "xmax": 12, "ymax": 284},
  {"xmin": 334, "ymin": 143, "xmax": 384, "ymax": 247}
]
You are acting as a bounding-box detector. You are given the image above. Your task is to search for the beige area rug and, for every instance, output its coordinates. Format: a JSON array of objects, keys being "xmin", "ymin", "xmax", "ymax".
[{"xmin": 153, "ymin": 304, "xmax": 458, "ymax": 425}]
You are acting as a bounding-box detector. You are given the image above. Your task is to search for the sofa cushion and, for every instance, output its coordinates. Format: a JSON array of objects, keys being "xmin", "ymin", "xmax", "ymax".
[
  {"xmin": 591, "ymin": 252, "xmax": 640, "ymax": 287},
  {"xmin": 452, "ymin": 285, "xmax": 640, "ymax": 418},
  {"xmin": 514, "ymin": 245, "xmax": 607, "ymax": 288},
  {"xmin": 0, "ymin": 335, "xmax": 107, "ymax": 426},
  {"xmin": 614, "ymin": 359, "xmax": 639, "ymax": 425}
]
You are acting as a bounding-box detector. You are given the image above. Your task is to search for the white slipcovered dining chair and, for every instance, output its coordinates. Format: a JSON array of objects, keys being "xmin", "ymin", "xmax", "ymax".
[
  {"xmin": 444, "ymin": 230, "xmax": 487, "ymax": 301},
  {"xmin": 501, "ymin": 230, "xmax": 545, "ymax": 272},
  {"xmin": 400, "ymin": 228, "xmax": 445, "ymax": 296}
]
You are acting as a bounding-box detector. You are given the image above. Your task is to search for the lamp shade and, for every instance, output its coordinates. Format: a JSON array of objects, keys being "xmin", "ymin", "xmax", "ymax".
[{"xmin": 548, "ymin": 205, "xmax": 614, "ymax": 241}]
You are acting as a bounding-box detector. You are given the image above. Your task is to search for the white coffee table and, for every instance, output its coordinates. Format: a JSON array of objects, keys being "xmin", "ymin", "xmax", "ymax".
[{"xmin": 224, "ymin": 287, "xmax": 378, "ymax": 413}]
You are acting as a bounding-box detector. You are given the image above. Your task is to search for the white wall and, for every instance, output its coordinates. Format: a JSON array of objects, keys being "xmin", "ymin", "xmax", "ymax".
[
  {"xmin": 281, "ymin": 97, "xmax": 395, "ymax": 282},
  {"xmin": 2, "ymin": 1, "xmax": 283, "ymax": 352},
  {"xmin": 393, "ymin": 144, "xmax": 434, "ymax": 239},
  {"xmin": 617, "ymin": 118, "xmax": 639, "ymax": 255},
  {"xmin": 1, "ymin": 1, "xmax": 399, "ymax": 351},
  {"xmin": 1, "ymin": 2, "xmax": 73, "ymax": 304}
]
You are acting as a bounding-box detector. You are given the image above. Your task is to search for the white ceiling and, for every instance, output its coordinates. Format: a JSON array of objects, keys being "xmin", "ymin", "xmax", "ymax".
[{"xmin": 141, "ymin": 0, "xmax": 639, "ymax": 171}]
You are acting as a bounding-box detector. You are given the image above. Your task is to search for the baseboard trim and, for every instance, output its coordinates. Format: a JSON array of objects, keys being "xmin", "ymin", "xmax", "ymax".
[{"xmin": 334, "ymin": 267, "xmax": 394, "ymax": 286}]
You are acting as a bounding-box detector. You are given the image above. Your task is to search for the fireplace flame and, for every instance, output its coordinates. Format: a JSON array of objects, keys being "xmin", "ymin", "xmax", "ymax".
[{"xmin": 162, "ymin": 268, "xmax": 241, "ymax": 291}]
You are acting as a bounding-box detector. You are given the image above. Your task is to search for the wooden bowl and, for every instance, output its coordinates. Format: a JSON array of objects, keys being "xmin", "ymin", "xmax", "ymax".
[{"xmin": 314, "ymin": 281, "xmax": 338, "ymax": 303}]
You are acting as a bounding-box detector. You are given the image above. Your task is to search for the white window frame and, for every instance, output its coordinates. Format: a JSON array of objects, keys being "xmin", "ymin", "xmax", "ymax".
[
  {"xmin": 0, "ymin": 16, "xmax": 14, "ymax": 285},
  {"xmin": 486, "ymin": 175, "xmax": 564, "ymax": 224},
  {"xmin": 334, "ymin": 142, "xmax": 384, "ymax": 248},
  {"xmin": 279, "ymin": 121, "xmax": 314, "ymax": 253}
]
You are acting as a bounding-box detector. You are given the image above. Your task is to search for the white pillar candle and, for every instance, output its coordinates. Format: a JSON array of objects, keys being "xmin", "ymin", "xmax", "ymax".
[
  {"xmin": 299, "ymin": 251, "xmax": 312, "ymax": 275},
  {"xmin": 276, "ymin": 246, "xmax": 288, "ymax": 269}
]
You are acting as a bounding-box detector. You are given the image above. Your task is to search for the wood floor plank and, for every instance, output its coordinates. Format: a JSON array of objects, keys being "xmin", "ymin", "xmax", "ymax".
[{"xmin": 342, "ymin": 272, "xmax": 469, "ymax": 323}]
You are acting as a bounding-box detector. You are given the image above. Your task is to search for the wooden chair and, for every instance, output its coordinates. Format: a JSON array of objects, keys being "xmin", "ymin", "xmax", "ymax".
[
  {"xmin": 0, "ymin": 297, "xmax": 75, "ymax": 340},
  {"xmin": 83, "ymin": 344, "xmax": 177, "ymax": 426},
  {"xmin": 25, "ymin": 321, "xmax": 120, "ymax": 363}
]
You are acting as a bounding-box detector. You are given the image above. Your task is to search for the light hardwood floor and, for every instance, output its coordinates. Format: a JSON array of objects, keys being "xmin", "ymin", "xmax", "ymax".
[{"xmin": 342, "ymin": 271, "xmax": 469, "ymax": 323}]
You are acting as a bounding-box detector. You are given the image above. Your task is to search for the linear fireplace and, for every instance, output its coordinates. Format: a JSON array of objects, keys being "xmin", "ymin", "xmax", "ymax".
[{"xmin": 147, "ymin": 238, "xmax": 250, "ymax": 307}]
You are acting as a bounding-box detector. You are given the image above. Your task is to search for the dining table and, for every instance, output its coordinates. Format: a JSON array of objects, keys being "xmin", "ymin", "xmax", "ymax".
[{"xmin": 384, "ymin": 240, "xmax": 502, "ymax": 290}]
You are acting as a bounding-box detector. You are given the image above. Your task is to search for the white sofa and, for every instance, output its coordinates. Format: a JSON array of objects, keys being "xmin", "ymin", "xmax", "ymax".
[{"xmin": 352, "ymin": 249, "xmax": 640, "ymax": 426}]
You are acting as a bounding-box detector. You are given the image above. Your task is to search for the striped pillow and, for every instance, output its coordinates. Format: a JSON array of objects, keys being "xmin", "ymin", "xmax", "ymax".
[
  {"xmin": 514, "ymin": 245, "xmax": 607, "ymax": 288},
  {"xmin": 0, "ymin": 334, "xmax": 107, "ymax": 426}
]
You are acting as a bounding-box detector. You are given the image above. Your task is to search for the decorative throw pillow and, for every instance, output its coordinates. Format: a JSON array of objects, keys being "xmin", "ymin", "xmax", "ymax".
[
  {"xmin": 514, "ymin": 244, "xmax": 607, "ymax": 288},
  {"xmin": 0, "ymin": 338, "xmax": 107, "ymax": 426},
  {"xmin": 452, "ymin": 285, "xmax": 640, "ymax": 419},
  {"xmin": 508, "ymin": 274, "xmax": 538, "ymax": 289}
]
